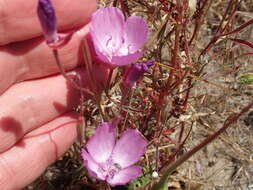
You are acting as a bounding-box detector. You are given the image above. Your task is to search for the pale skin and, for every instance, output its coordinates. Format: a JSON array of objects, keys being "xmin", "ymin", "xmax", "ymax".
[{"xmin": 0, "ymin": 0, "xmax": 101, "ymax": 189}]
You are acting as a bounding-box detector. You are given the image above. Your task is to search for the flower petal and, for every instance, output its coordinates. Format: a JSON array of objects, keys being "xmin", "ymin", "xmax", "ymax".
[
  {"xmin": 90, "ymin": 7, "xmax": 125, "ymax": 55},
  {"xmin": 124, "ymin": 16, "xmax": 148, "ymax": 53},
  {"xmin": 107, "ymin": 166, "xmax": 142, "ymax": 186},
  {"xmin": 87, "ymin": 122, "xmax": 116, "ymax": 163},
  {"xmin": 111, "ymin": 51, "xmax": 143, "ymax": 66},
  {"xmin": 94, "ymin": 48, "xmax": 110, "ymax": 64},
  {"xmin": 112, "ymin": 129, "xmax": 147, "ymax": 168},
  {"xmin": 81, "ymin": 149, "xmax": 105, "ymax": 180}
]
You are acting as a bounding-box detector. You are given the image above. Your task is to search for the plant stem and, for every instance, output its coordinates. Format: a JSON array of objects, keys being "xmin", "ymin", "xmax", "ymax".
[
  {"xmin": 82, "ymin": 39, "xmax": 107, "ymax": 121},
  {"xmin": 52, "ymin": 49, "xmax": 94, "ymax": 96},
  {"xmin": 150, "ymin": 101, "xmax": 253, "ymax": 190}
]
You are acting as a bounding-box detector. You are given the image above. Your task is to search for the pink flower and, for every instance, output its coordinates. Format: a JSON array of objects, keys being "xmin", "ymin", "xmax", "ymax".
[
  {"xmin": 90, "ymin": 7, "xmax": 148, "ymax": 67},
  {"xmin": 123, "ymin": 60, "xmax": 155, "ymax": 88},
  {"xmin": 81, "ymin": 122, "xmax": 147, "ymax": 186}
]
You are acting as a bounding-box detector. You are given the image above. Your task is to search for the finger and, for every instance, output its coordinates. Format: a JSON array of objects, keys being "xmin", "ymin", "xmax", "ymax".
[
  {"xmin": 0, "ymin": 25, "xmax": 90, "ymax": 94},
  {"xmin": 0, "ymin": 112, "xmax": 78, "ymax": 190},
  {"xmin": 0, "ymin": 0, "xmax": 97, "ymax": 45},
  {"xmin": 0, "ymin": 70, "xmax": 80, "ymax": 152},
  {"xmin": 0, "ymin": 64, "xmax": 108, "ymax": 152}
]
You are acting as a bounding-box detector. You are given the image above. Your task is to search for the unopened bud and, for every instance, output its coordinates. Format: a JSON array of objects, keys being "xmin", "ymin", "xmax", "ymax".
[
  {"xmin": 37, "ymin": 0, "xmax": 59, "ymax": 44},
  {"xmin": 123, "ymin": 61, "xmax": 155, "ymax": 88}
]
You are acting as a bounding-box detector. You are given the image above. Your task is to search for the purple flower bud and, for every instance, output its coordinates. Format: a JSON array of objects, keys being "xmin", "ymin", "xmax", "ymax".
[
  {"xmin": 37, "ymin": 0, "xmax": 59, "ymax": 44},
  {"xmin": 123, "ymin": 60, "xmax": 155, "ymax": 88}
]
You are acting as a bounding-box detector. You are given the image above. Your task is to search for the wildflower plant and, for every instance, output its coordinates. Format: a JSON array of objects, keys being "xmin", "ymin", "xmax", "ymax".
[{"xmin": 35, "ymin": 0, "xmax": 253, "ymax": 189}]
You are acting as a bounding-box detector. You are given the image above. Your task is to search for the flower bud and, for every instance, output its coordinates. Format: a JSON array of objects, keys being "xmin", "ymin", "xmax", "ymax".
[
  {"xmin": 123, "ymin": 61, "xmax": 155, "ymax": 88},
  {"xmin": 37, "ymin": 0, "xmax": 59, "ymax": 44}
]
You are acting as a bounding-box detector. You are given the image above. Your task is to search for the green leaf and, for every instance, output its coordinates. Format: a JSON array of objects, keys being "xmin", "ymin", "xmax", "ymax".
[
  {"xmin": 239, "ymin": 73, "xmax": 253, "ymax": 85},
  {"xmin": 128, "ymin": 175, "xmax": 151, "ymax": 190},
  {"xmin": 128, "ymin": 166, "xmax": 152, "ymax": 190}
]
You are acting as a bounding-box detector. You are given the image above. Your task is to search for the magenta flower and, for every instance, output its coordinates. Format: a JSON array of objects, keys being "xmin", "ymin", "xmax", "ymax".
[
  {"xmin": 90, "ymin": 7, "xmax": 149, "ymax": 67},
  {"xmin": 123, "ymin": 60, "xmax": 155, "ymax": 88},
  {"xmin": 37, "ymin": 0, "xmax": 59, "ymax": 44},
  {"xmin": 81, "ymin": 122, "xmax": 147, "ymax": 186}
]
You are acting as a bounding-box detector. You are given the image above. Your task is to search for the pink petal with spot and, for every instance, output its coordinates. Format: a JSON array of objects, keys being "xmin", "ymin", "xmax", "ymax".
[
  {"xmin": 86, "ymin": 122, "xmax": 116, "ymax": 163},
  {"xmin": 107, "ymin": 166, "xmax": 142, "ymax": 186},
  {"xmin": 112, "ymin": 129, "xmax": 147, "ymax": 168},
  {"xmin": 124, "ymin": 16, "xmax": 148, "ymax": 53},
  {"xmin": 111, "ymin": 51, "xmax": 143, "ymax": 66},
  {"xmin": 81, "ymin": 149, "xmax": 105, "ymax": 180},
  {"xmin": 90, "ymin": 7, "xmax": 124, "ymax": 55}
]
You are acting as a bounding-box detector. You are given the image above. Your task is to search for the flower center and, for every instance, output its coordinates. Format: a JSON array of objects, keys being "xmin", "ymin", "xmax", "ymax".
[
  {"xmin": 117, "ymin": 43, "xmax": 132, "ymax": 56},
  {"xmin": 102, "ymin": 35, "xmax": 131, "ymax": 60},
  {"xmin": 98, "ymin": 158, "xmax": 121, "ymax": 180}
]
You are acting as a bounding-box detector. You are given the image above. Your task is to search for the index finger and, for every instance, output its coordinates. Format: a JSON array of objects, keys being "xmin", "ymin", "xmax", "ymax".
[{"xmin": 0, "ymin": 0, "xmax": 96, "ymax": 45}]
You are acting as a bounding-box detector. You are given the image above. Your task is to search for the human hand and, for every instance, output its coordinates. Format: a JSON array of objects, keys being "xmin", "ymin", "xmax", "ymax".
[{"xmin": 0, "ymin": 0, "xmax": 105, "ymax": 189}]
